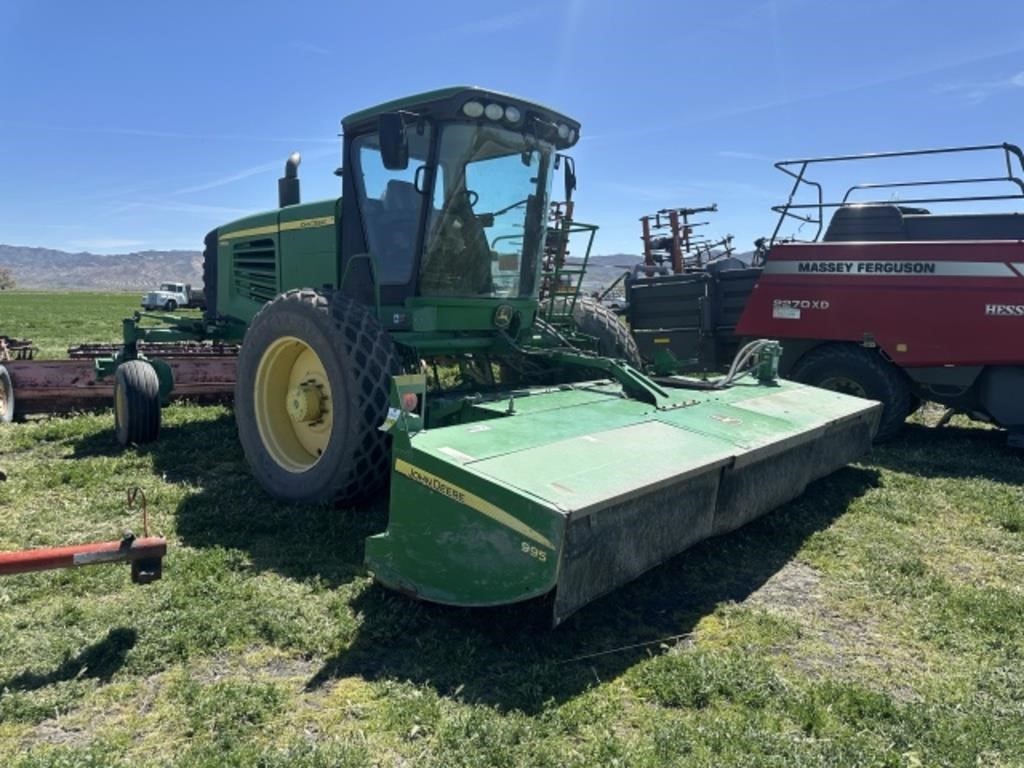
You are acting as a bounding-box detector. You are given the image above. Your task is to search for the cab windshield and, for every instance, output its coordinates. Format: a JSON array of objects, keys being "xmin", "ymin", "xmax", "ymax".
[{"xmin": 420, "ymin": 123, "xmax": 554, "ymax": 298}]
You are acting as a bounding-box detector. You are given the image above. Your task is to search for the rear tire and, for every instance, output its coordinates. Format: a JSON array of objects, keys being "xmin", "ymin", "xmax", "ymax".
[
  {"xmin": 0, "ymin": 364, "xmax": 14, "ymax": 424},
  {"xmin": 235, "ymin": 289, "xmax": 399, "ymax": 505},
  {"xmin": 789, "ymin": 344, "xmax": 913, "ymax": 441},
  {"xmin": 570, "ymin": 297, "xmax": 643, "ymax": 367},
  {"xmin": 114, "ymin": 360, "xmax": 161, "ymax": 446}
]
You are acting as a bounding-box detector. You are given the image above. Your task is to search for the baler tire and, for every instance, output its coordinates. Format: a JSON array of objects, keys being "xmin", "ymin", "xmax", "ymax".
[
  {"xmin": 0, "ymin": 364, "xmax": 14, "ymax": 424},
  {"xmin": 114, "ymin": 360, "xmax": 161, "ymax": 446},
  {"xmin": 235, "ymin": 288, "xmax": 400, "ymax": 505},
  {"xmin": 570, "ymin": 297, "xmax": 643, "ymax": 368},
  {"xmin": 789, "ymin": 344, "xmax": 913, "ymax": 441}
]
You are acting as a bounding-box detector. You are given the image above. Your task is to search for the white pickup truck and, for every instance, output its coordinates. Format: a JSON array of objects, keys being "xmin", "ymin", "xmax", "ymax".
[{"xmin": 140, "ymin": 282, "xmax": 205, "ymax": 312}]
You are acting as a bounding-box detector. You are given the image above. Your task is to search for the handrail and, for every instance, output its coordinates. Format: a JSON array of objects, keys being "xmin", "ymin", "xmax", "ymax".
[{"xmin": 769, "ymin": 142, "xmax": 1024, "ymax": 245}]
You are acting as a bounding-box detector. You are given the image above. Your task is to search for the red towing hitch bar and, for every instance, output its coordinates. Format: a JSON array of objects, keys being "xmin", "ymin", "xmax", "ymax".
[{"xmin": 0, "ymin": 489, "xmax": 167, "ymax": 584}]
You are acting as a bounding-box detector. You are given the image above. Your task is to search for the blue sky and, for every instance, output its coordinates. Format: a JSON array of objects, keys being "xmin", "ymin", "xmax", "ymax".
[{"xmin": 1, "ymin": 0, "xmax": 1022, "ymax": 257}]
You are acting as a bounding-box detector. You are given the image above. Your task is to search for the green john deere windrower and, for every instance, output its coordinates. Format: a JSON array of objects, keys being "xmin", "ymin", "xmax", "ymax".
[{"xmin": 101, "ymin": 87, "xmax": 880, "ymax": 623}]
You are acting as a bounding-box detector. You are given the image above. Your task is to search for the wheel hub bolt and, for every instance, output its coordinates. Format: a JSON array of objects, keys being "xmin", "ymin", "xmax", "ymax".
[{"xmin": 287, "ymin": 383, "xmax": 322, "ymax": 423}]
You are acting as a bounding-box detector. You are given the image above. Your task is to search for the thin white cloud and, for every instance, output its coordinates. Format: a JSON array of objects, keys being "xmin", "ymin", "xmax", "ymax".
[
  {"xmin": 718, "ymin": 150, "xmax": 774, "ymax": 162},
  {"xmin": 0, "ymin": 118, "xmax": 335, "ymax": 145},
  {"xmin": 170, "ymin": 147, "xmax": 337, "ymax": 196},
  {"xmin": 290, "ymin": 40, "xmax": 332, "ymax": 57},
  {"xmin": 933, "ymin": 70, "xmax": 1024, "ymax": 105},
  {"xmin": 110, "ymin": 201, "xmax": 254, "ymax": 218},
  {"xmin": 171, "ymin": 159, "xmax": 287, "ymax": 196},
  {"xmin": 585, "ymin": 42, "xmax": 1024, "ymax": 145},
  {"xmin": 596, "ymin": 179, "xmax": 775, "ymax": 204},
  {"xmin": 447, "ymin": 8, "xmax": 543, "ymax": 36}
]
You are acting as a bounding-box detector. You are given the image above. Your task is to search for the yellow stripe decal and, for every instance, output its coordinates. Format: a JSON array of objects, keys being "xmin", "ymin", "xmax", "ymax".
[
  {"xmin": 280, "ymin": 215, "xmax": 335, "ymax": 232},
  {"xmin": 395, "ymin": 458, "xmax": 554, "ymax": 550},
  {"xmin": 219, "ymin": 215, "xmax": 335, "ymax": 244}
]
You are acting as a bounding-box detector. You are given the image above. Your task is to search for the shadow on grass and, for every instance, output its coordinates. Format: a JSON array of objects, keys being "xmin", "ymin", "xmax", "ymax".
[
  {"xmin": 71, "ymin": 408, "xmax": 237, "ymax": 476},
  {"xmin": 64, "ymin": 406, "xmax": 883, "ymax": 712},
  {"xmin": 872, "ymin": 423, "xmax": 1023, "ymax": 484},
  {"xmin": 73, "ymin": 408, "xmax": 386, "ymax": 587},
  {"xmin": 305, "ymin": 465, "xmax": 880, "ymax": 713},
  {"xmin": 0, "ymin": 627, "xmax": 137, "ymax": 692}
]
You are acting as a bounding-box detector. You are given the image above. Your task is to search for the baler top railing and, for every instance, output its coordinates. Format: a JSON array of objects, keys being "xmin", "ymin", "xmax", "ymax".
[{"xmin": 768, "ymin": 142, "xmax": 1024, "ymax": 246}]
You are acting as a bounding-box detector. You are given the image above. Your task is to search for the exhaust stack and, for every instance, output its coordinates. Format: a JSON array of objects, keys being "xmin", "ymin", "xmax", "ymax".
[{"xmin": 278, "ymin": 152, "xmax": 301, "ymax": 208}]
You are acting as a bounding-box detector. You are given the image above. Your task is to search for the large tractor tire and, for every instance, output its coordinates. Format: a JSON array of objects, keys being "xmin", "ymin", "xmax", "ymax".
[
  {"xmin": 235, "ymin": 289, "xmax": 399, "ymax": 505},
  {"xmin": 570, "ymin": 297, "xmax": 642, "ymax": 368},
  {"xmin": 0, "ymin": 364, "xmax": 13, "ymax": 423},
  {"xmin": 789, "ymin": 343, "xmax": 913, "ymax": 441},
  {"xmin": 114, "ymin": 360, "xmax": 161, "ymax": 446}
]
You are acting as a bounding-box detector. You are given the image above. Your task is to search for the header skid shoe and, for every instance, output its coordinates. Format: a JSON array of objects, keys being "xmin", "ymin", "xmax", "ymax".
[{"xmin": 366, "ymin": 373, "xmax": 880, "ymax": 625}]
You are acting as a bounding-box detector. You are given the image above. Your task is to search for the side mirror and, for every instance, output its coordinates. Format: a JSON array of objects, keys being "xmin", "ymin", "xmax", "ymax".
[
  {"xmin": 562, "ymin": 156, "xmax": 577, "ymax": 202},
  {"xmin": 379, "ymin": 113, "xmax": 409, "ymax": 171}
]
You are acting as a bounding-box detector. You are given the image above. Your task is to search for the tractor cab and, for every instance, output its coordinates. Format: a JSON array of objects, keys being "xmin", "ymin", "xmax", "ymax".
[{"xmin": 337, "ymin": 87, "xmax": 580, "ymax": 336}]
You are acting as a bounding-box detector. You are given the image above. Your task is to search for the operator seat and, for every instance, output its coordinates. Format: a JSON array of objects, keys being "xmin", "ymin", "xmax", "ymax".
[{"xmin": 372, "ymin": 179, "xmax": 423, "ymax": 283}]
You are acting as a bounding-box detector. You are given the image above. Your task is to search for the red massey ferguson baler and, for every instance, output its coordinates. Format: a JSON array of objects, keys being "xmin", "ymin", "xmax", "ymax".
[
  {"xmin": 625, "ymin": 143, "xmax": 1024, "ymax": 442},
  {"xmin": 738, "ymin": 237, "xmax": 1024, "ymax": 441}
]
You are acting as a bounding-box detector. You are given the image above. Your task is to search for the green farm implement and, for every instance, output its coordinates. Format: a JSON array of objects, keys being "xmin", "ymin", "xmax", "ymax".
[{"xmin": 98, "ymin": 87, "xmax": 880, "ymax": 623}]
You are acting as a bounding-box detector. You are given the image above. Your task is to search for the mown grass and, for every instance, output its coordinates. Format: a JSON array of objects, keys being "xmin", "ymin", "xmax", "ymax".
[{"xmin": 2, "ymin": 294, "xmax": 1023, "ymax": 766}]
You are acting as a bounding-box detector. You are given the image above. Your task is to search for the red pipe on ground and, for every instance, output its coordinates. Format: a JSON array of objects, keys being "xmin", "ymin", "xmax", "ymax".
[{"xmin": 0, "ymin": 536, "xmax": 167, "ymax": 583}]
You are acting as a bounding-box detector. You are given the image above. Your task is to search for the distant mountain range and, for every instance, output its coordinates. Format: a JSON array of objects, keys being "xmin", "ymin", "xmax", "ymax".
[
  {"xmin": 0, "ymin": 246, "xmax": 749, "ymax": 294},
  {"xmin": 0, "ymin": 245, "xmax": 202, "ymax": 291}
]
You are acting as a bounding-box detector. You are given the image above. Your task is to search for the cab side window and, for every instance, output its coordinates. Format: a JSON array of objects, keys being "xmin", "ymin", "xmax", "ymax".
[{"xmin": 352, "ymin": 127, "xmax": 432, "ymax": 285}]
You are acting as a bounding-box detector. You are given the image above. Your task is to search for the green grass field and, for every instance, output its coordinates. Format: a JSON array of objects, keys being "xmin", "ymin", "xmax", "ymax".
[
  {"xmin": 0, "ymin": 292, "xmax": 146, "ymax": 359},
  {"xmin": 1, "ymin": 292, "xmax": 1023, "ymax": 766}
]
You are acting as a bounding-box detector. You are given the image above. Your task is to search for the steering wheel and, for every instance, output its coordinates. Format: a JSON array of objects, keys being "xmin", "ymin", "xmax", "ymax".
[{"xmin": 421, "ymin": 186, "xmax": 492, "ymax": 295}]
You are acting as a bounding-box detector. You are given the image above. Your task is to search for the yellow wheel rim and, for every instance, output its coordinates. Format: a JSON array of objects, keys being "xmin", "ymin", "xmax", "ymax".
[
  {"xmin": 254, "ymin": 336, "xmax": 333, "ymax": 472},
  {"xmin": 114, "ymin": 378, "xmax": 127, "ymax": 428}
]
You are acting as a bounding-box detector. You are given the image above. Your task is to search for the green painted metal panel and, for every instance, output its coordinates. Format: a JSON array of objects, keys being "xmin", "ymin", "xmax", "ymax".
[
  {"xmin": 467, "ymin": 420, "xmax": 735, "ymax": 514},
  {"xmin": 278, "ymin": 199, "xmax": 341, "ymax": 293},
  {"xmin": 365, "ymin": 377, "xmax": 881, "ymax": 621},
  {"xmin": 365, "ymin": 445, "xmax": 562, "ymax": 607},
  {"xmin": 217, "ymin": 209, "xmax": 281, "ymax": 323}
]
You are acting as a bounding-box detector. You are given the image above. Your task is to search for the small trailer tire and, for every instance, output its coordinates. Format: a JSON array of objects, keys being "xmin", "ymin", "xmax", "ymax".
[
  {"xmin": 0, "ymin": 364, "xmax": 13, "ymax": 423},
  {"xmin": 114, "ymin": 360, "xmax": 161, "ymax": 446}
]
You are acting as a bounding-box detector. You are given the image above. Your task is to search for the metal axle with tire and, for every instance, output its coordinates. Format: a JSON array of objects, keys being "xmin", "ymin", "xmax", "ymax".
[
  {"xmin": 0, "ymin": 365, "xmax": 13, "ymax": 424},
  {"xmin": 113, "ymin": 360, "xmax": 161, "ymax": 445}
]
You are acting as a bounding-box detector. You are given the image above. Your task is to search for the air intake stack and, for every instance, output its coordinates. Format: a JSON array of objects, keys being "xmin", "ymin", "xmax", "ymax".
[{"xmin": 278, "ymin": 152, "xmax": 301, "ymax": 208}]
